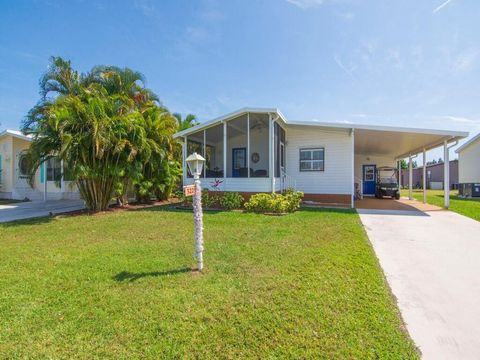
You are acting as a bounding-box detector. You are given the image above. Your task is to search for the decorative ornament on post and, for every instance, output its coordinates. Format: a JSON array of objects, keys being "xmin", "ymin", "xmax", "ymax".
[{"xmin": 186, "ymin": 152, "xmax": 206, "ymax": 271}]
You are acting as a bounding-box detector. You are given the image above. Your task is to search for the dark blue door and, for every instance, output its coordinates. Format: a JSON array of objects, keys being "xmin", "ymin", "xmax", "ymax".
[
  {"xmin": 232, "ymin": 148, "xmax": 246, "ymax": 177},
  {"xmin": 363, "ymin": 165, "xmax": 376, "ymax": 195}
]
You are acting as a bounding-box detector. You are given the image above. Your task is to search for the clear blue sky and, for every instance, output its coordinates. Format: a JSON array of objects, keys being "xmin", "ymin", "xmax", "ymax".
[{"xmin": 1, "ymin": 0, "xmax": 479, "ymax": 160}]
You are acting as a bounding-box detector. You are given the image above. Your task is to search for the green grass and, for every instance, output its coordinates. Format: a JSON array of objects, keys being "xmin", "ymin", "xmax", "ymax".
[
  {"xmin": 0, "ymin": 207, "xmax": 418, "ymax": 359},
  {"xmin": 402, "ymin": 189, "xmax": 480, "ymax": 221},
  {"xmin": 0, "ymin": 199, "xmax": 23, "ymax": 205}
]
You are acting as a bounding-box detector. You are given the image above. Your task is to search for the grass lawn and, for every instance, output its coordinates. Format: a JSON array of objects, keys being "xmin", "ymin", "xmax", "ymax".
[
  {"xmin": 0, "ymin": 199, "xmax": 23, "ymax": 205},
  {"xmin": 0, "ymin": 207, "xmax": 418, "ymax": 359},
  {"xmin": 401, "ymin": 189, "xmax": 480, "ymax": 221}
]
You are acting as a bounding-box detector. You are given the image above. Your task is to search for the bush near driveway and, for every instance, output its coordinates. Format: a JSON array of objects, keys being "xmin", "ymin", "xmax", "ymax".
[{"xmin": 0, "ymin": 207, "xmax": 418, "ymax": 359}]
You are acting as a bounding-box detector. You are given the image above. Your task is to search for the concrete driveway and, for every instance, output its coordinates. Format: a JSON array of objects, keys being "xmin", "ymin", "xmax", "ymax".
[
  {"xmin": 358, "ymin": 207, "xmax": 480, "ymax": 360},
  {"xmin": 0, "ymin": 199, "xmax": 85, "ymax": 223}
]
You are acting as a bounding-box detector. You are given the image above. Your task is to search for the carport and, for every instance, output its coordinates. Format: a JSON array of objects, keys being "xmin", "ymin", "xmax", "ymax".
[{"xmin": 353, "ymin": 124, "xmax": 468, "ymax": 209}]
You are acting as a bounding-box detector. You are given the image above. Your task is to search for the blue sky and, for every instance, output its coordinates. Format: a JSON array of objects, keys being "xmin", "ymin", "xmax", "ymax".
[{"xmin": 1, "ymin": 0, "xmax": 479, "ymax": 159}]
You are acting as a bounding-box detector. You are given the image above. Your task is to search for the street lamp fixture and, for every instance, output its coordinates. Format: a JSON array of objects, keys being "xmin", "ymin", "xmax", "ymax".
[{"xmin": 185, "ymin": 152, "xmax": 206, "ymax": 271}]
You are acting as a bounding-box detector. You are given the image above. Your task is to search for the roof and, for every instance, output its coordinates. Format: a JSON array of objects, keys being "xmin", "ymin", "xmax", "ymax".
[
  {"xmin": 174, "ymin": 107, "xmax": 467, "ymax": 139},
  {"xmin": 455, "ymin": 132, "xmax": 480, "ymax": 153},
  {"xmin": 174, "ymin": 107, "xmax": 287, "ymax": 138},
  {"xmin": 0, "ymin": 129, "xmax": 32, "ymax": 142},
  {"xmin": 173, "ymin": 108, "xmax": 468, "ymax": 159}
]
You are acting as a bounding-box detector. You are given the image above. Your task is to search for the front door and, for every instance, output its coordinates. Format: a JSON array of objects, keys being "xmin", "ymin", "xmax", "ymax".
[
  {"xmin": 363, "ymin": 164, "xmax": 376, "ymax": 195},
  {"xmin": 232, "ymin": 148, "xmax": 246, "ymax": 177}
]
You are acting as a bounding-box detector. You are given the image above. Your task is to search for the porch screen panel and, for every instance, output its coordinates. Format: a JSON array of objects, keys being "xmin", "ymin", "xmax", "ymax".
[
  {"xmin": 227, "ymin": 114, "xmax": 248, "ymax": 178},
  {"xmin": 274, "ymin": 123, "xmax": 285, "ymax": 178},
  {"xmin": 248, "ymin": 113, "xmax": 270, "ymax": 178},
  {"xmin": 205, "ymin": 124, "xmax": 224, "ymax": 178}
]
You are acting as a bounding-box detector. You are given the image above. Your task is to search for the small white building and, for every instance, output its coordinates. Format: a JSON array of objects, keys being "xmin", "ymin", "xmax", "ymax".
[
  {"xmin": 0, "ymin": 129, "xmax": 80, "ymax": 201},
  {"xmin": 456, "ymin": 132, "xmax": 480, "ymax": 184},
  {"xmin": 174, "ymin": 108, "xmax": 468, "ymax": 208}
]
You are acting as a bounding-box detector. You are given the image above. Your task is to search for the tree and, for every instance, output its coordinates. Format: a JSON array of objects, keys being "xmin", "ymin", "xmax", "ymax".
[
  {"xmin": 173, "ymin": 113, "xmax": 199, "ymax": 131},
  {"xmin": 22, "ymin": 57, "xmax": 180, "ymax": 211}
]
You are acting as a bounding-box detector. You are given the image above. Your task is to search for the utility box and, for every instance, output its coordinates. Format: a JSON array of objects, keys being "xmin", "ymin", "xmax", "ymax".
[
  {"xmin": 459, "ymin": 183, "xmax": 480, "ymax": 197},
  {"xmin": 430, "ymin": 181, "xmax": 443, "ymax": 190}
]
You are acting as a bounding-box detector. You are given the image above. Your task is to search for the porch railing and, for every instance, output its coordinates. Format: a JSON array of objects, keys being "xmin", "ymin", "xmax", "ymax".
[{"xmin": 280, "ymin": 170, "xmax": 296, "ymax": 192}]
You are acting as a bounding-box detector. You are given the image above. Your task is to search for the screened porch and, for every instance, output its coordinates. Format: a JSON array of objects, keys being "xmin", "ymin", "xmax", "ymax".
[{"xmin": 181, "ymin": 111, "xmax": 286, "ymax": 192}]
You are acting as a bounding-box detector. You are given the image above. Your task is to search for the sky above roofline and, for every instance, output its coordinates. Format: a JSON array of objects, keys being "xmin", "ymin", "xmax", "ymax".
[{"xmin": 1, "ymin": 0, "xmax": 479, "ymax": 161}]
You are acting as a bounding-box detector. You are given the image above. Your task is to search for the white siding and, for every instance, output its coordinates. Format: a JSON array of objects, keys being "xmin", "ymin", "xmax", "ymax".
[
  {"xmin": 354, "ymin": 154, "xmax": 395, "ymax": 180},
  {"xmin": 285, "ymin": 126, "xmax": 353, "ymax": 195},
  {"xmin": 184, "ymin": 177, "xmax": 272, "ymax": 192},
  {"xmin": 458, "ymin": 138, "xmax": 480, "ymax": 183}
]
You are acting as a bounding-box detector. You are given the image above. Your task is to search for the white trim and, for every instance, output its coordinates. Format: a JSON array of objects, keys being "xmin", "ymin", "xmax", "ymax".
[
  {"xmin": 409, "ymin": 156, "xmax": 413, "ymax": 200},
  {"xmin": 444, "ymin": 140, "xmax": 450, "ymax": 208},
  {"xmin": 351, "ymin": 129, "xmax": 355, "ymax": 208},
  {"xmin": 174, "ymin": 107, "xmax": 288, "ymax": 138},
  {"xmin": 203, "ymin": 130, "xmax": 206, "ymax": 179},
  {"xmin": 0, "ymin": 130, "xmax": 32, "ymax": 142},
  {"xmin": 182, "ymin": 136, "xmax": 187, "ymax": 185},
  {"xmin": 455, "ymin": 132, "xmax": 480, "ymax": 153},
  {"xmin": 423, "ymin": 149, "xmax": 426, "ymax": 204},
  {"xmin": 173, "ymin": 107, "xmax": 468, "ymax": 140},
  {"xmin": 247, "ymin": 112, "xmax": 250, "ymax": 178},
  {"xmin": 223, "ymin": 122, "xmax": 227, "ymax": 179}
]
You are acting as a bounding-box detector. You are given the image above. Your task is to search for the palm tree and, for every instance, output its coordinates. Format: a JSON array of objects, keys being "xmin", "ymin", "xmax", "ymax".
[
  {"xmin": 173, "ymin": 113, "xmax": 199, "ymax": 131},
  {"xmin": 22, "ymin": 57, "xmax": 180, "ymax": 211}
]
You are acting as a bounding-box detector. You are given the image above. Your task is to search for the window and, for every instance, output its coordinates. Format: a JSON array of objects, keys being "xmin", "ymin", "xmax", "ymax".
[
  {"xmin": 46, "ymin": 157, "xmax": 61, "ymax": 181},
  {"xmin": 18, "ymin": 154, "xmax": 29, "ymax": 178},
  {"xmin": 300, "ymin": 148, "xmax": 324, "ymax": 171}
]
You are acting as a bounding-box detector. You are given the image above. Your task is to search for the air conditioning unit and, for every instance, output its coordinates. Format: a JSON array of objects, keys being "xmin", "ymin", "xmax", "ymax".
[{"xmin": 458, "ymin": 183, "xmax": 480, "ymax": 198}]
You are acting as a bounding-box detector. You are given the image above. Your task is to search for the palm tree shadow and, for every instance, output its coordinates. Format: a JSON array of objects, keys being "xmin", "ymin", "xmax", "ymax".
[{"xmin": 112, "ymin": 267, "xmax": 194, "ymax": 282}]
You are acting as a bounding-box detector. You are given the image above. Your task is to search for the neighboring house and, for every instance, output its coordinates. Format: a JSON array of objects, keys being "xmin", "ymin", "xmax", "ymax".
[
  {"xmin": 174, "ymin": 108, "xmax": 468, "ymax": 207},
  {"xmin": 455, "ymin": 132, "xmax": 480, "ymax": 197},
  {"xmin": 400, "ymin": 160, "xmax": 458, "ymax": 190},
  {"xmin": 0, "ymin": 130, "xmax": 80, "ymax": 201},
  {"xmin": 456, "ymin": 132, "xmax": 480, "ymax": 184}
]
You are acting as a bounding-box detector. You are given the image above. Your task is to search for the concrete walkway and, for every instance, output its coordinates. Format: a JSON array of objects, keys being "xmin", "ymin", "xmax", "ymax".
[
  {"xmin": 358, "ymin": 208, "xmax": 480, "ymax": 360},
  {"xmin": 0, "ymin": 199, "xmax": 85, "ymax": 223}
]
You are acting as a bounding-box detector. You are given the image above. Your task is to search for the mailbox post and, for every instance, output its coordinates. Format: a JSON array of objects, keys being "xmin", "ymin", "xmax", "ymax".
[{"xmin": 185, "ymin": 152, "xmax": 206, "ymax": 271}]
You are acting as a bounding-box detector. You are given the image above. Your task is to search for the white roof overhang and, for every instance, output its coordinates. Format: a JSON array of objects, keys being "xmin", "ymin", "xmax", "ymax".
[
  {"xmin": 173, "ymin": 108, "xmax": 468, "ymax": 158},
  {"xmin": 0, "ymin": 129, "xmax": 32, "ymax": 142},
  {"xmin": 173, "ymin": 107, "xmax": 287, "ymax": 139},
  {"xmin": 455, "ymin": 132, "xmax": 480, "ymax": 153}
]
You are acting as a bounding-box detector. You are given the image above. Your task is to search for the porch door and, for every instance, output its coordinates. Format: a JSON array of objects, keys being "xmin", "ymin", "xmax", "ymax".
[
  {"xmin": 363, "ymin": 164, "xmax": 376, "ymax": 195},
  {"xmin": 232, "ymin": 148, "xmax": 246, "ymax": 177}
]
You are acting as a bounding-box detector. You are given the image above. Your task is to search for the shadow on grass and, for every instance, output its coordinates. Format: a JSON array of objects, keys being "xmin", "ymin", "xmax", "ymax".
[{"xmin": 113, "ymin": 267, "xmax": 194, "ymax": 282}]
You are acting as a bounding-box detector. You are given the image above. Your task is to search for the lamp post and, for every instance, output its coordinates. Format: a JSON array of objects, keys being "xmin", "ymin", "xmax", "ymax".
[{"xmin": 186, "ymin": 152, "xmax": 206, "ymax": 271}]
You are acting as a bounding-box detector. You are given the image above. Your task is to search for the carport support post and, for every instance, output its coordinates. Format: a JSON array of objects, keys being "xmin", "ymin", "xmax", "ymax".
[
  {"xmin": 423, "ymin": 149, "xmax": 427, "ymax": 204},
  {"xmin": 444, "ymin": 140, "xmax": 450, "ymax": 209},
  {"xmin": 408, "ymin": 156, "xmax": 413, "ymax": 200}
]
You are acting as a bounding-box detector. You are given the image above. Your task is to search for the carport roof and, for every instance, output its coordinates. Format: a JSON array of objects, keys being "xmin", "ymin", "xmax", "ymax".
[{"xmin": 174, "ymin": 107, "xmax": 468, "ymax": 159}]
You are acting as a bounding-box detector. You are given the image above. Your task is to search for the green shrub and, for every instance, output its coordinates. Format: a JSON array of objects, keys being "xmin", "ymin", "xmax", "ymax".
[
  {"xmin": 219, "ymin": 192, "xmax": 244, "ymax": 210},
  {"xmin": 244, "ymin": 191, "xmax": 304, "ymax": 214},
  {"xmin": 201, "ymin": 190, "xmax": 218, "ymax": 209}
]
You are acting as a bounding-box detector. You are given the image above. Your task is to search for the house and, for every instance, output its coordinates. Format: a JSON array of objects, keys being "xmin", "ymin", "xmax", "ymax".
[
  {"xmin": 455, "ymin": 132, "xmax": 480, "ymax": 197},
  {"xmin": 0, "ymin": 129, "xmax": 80, "ymax": 201},
  {"xmin": 174, "ymin": 108, "xmax": 468, "ymax": 208},
  {"xmin": 399, "ymin": 160, "xmax": 458, "ymax": 190},
  {"xmin": 456, "ymin": 132, "xmax": 480, "ymax": 183}
]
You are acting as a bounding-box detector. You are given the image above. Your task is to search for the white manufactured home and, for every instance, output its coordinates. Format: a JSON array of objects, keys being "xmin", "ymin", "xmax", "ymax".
[
  {"xmin": 174, "ymin": 108, "xmax": 468, "ymax": 208},
  {"xmin": 0, "ymin": 129, "xmax": 80, "ymax": 201},
  {"xmin": 456, "ymin": 132, "xmax": 480, "ymax": 184}
]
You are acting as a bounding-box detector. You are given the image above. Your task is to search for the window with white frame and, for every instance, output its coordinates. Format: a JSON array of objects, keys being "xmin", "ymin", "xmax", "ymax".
[{"xmin": 299, "ymin": 148, "xmax": 324, "ymax": 171}]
